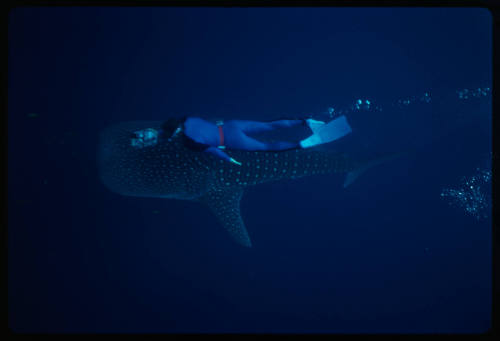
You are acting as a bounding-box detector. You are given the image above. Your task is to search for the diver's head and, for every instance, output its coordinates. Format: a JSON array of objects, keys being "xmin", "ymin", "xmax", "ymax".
[{"xmin": 161, "ymin": 117, "xmax": 185, "ymax": 139}]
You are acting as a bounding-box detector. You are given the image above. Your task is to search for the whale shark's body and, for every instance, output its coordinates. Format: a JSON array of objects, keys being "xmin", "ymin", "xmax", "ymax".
[{"xmin": 98, "ymin": 120, "xmax": 394, "ymax": 247}]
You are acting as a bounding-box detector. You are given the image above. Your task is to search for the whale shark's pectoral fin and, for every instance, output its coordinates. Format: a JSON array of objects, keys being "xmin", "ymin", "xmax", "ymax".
[{"xmin": 198, "ymin": 187, "xmax": 252, "ymax": 247}]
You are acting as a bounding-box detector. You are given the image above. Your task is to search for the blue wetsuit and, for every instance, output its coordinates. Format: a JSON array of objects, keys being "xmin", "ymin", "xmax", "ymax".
[
  {"xmin": 131, "ymin": 116, "xmax": 351, "ymax": 164},
  {"xmin": 182, "ymin": 117, "xmax": 305, "ymax": 163}
]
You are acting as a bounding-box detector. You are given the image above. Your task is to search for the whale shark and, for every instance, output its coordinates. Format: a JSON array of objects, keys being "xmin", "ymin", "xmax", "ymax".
[{"xmin": 98, "ymin": 120, "xmax": 398, "ymax": 247}]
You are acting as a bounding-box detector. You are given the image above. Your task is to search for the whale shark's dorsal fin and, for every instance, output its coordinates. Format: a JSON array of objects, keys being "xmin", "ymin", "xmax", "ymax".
[{"xmin": 198, "ymin": 187, "xmax": 252, "ymax": 247}]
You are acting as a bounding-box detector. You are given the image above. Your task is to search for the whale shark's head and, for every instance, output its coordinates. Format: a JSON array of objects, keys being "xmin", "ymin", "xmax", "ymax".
[{"xmin": 97, "ymin": 121, "xmax": 212, "ymax": 201}]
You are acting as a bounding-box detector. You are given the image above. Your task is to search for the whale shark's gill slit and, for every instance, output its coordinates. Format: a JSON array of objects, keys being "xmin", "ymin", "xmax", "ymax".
[{"xmin": 197, "ymin": 187, "xmax": 252, "ymax": 247}]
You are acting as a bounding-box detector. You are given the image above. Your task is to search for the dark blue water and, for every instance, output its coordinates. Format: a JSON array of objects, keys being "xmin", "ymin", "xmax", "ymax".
[{"xmin": 8, "ymin": 7, "xmax": 492, "ymax": 333}]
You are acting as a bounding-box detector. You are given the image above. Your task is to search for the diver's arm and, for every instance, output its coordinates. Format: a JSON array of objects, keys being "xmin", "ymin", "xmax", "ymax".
[{"xmin": 205, "ymin": 147, "xmax": 242, "ymax": 166}]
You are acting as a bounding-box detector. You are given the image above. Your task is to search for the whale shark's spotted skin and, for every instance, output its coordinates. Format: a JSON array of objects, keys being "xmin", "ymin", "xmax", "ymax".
[{"xmin": 98, "ymin": 120, "xmax": 384, "ymax": 247}]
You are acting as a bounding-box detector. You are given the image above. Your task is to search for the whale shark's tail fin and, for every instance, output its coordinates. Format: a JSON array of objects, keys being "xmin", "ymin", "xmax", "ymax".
[
  {"xmin": 343, "ymin": 151, "xmax": 407, "ymax": 188},
  {"xmin": 198, "ymin": 187, "xmax": 252, "ymax": 247}
]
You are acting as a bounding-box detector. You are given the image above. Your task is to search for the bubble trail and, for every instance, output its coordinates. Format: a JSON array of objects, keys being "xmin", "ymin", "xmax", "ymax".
[{"xmin": 440, "ymin": 168, "xmax": 491, "ymax": 220}]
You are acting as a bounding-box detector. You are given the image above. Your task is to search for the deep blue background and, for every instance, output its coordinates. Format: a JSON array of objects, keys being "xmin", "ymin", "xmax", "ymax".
[{"xmin": 8, "ymin": 7, "xmax": 492, "ymax": 333}]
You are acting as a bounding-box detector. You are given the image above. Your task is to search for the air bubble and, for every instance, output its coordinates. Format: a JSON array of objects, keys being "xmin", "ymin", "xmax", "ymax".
[{"xmin": 440, "ymin": 168, "xmax": 491, "ymax": 220}]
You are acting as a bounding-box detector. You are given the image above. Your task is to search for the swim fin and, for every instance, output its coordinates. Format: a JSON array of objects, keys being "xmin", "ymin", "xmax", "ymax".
[{"xmin": 300, "ymin": 115, "xmax": 352, "ymax": 148}]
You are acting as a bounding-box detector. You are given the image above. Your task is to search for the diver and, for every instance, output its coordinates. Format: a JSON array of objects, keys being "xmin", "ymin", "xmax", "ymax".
[{"xmin": 131, "ymin": 116, "xmax": 352, "ymax": 166}]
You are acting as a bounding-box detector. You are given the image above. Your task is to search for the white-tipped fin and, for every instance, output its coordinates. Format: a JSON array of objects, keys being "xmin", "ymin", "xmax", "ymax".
[{"xmin": 301, "ymin": 115, "xmax": 352, "ymax": 148}]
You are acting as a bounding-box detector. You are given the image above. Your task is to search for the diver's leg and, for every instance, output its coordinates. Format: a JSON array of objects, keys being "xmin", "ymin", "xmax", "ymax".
[
  {"xmin": 232, "ymin": 119, "xmax": 305, "ymax": 134},
  {"xmin": 229, "ymin": 132, "xmax": 299, "ymax": 151},
  {"xmin": 265, "ymin": 141, "xmax": 300, "ymax": 151}
]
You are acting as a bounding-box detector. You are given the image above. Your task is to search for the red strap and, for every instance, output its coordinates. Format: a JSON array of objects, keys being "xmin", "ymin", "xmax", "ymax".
[{"xmin": 218, "ymin": 125, "xmax": 224, "ymax": 146}]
